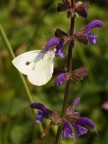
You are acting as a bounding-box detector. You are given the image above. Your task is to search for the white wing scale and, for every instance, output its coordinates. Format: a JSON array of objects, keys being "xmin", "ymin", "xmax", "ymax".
[{"xmin": 12, "ymin": 49, "xmax": 55, "ymax": 86}]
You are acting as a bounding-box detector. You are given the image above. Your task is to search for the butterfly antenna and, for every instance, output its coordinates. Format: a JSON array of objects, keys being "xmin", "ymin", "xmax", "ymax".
[{"xmin": 24, "ymin": 105, "xmax": 30, "ymax": 110}]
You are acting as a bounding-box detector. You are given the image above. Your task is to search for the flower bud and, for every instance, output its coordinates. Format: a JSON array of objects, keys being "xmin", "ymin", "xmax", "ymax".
[{"xmin": 75, "ymin": 1, "xmax": 90, "ymax": 18}]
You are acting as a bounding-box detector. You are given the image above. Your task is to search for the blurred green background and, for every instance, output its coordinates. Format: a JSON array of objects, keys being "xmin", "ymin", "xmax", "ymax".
[{"xmin": 0, "ymin": 0, "xmax": 108, "ymax": 144}]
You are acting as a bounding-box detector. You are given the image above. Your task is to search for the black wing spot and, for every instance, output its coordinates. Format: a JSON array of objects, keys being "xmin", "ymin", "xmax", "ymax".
[{"xmin": 26, "ymin": 61, "xmax": 30, "ymax": 65}]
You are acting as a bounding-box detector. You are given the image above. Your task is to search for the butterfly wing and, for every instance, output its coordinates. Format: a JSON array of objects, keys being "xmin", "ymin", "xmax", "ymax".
[
  {"xmin": 28, "ymin": 49, "xmax": 55, "ymax": 86},
  {"xmin": 12, "ymin": 50, "xmax": 42, "ymax": 75}
]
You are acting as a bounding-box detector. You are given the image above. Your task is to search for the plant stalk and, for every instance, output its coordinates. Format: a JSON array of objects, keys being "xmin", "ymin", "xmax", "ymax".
[
  {"xmin": 0, "ymin": 24, "xmax": 44, "ymax": 136},
  {"xmin": 55, "ymin": 0, "xmax": 75, "ymax": 143}
]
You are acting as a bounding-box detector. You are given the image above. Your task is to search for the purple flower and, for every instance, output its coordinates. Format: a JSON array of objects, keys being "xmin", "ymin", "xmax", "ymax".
[
  {"xmin": 55, "ymin": 73, "xmax": 67, "ymax": 86},
  {"xmin": 30, "ymin": 102, "xmax": 53, "ymax": 123},
  {"xmin": 66, "ymin": 97, "xmax": 80, "ymax": 119},
  {"xmin": 74, "ymin": 20, "xmax": 103, "ymax": 44},
  {"xmin": 74, "ymin": 124, "xmax": 88, "ymax": 137},
  {"xmin": 86, "ymin": 20, "xmax": 103, "ymax": 44},
  {"xmin": 76, "ymin": 117, "xmax": 95, "ymax": 129},
  {"xmin": 55, "ymin": 45, "xmax": 66, "ymax": 58},
  {"xmin": 62, "ymin": 121, "xmax": 74, "ymax": 140},
  {"xmin": 65, "ymin": 97, "xmax": 95, "ymax": 138},
  {"xmin": 86, "ymin": 20, "xmax": 103, "ymax": 31},
  {"xmin": 36, "ymin": 111, "xmax": 48, "ymax": 123},
  {"xmin": 45, "ymin": 37, "xmax": 67, "ymax": 58},
  {"xmin": 66, "ymin": 97, "xmax": 80, "ymax": 116},
  {"xmin": 30, "ymin": 102, "xmax": 61, "ymax": 124},
  {"xmin": 55, "ymin": 67, "xmax": 88, "ymax": 87},
  {"xmin": 74, "ymin": 117, "xmax": 95, "ymax": 137},
  {"xmin": 72, "ymin": 97, "xmax": 80, "ymax": 107},
  {"xmin": 60, "ymin": 98, "xmax": 96, "ymax": 140},
  {"xmin": 45, "ymin": 38, "xmax": 60, "ymax": 51}
]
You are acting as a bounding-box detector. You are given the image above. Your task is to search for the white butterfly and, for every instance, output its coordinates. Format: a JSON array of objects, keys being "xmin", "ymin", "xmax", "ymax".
[{"xmin": 12, "ymin": 49, "xmax": 55, "ymax": 86}]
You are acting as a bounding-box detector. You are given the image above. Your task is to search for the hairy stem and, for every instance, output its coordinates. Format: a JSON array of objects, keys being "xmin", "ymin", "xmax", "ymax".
[
  {"xmin": 0, "ymin": 24, "xmax": 44, "ymax": 136},
  {"xmin": 55, "ymin": 0, "xmax": 75, "ymax": 143}
]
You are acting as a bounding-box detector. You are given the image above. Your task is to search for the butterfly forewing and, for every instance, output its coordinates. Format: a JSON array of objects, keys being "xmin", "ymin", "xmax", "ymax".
[{"xmin": 12, "ymin": 50, "xmax": 41, "ymax": 75}]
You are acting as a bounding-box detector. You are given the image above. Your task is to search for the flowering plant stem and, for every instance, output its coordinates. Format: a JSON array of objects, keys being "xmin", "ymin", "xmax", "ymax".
[
  {"xmin": 55, "ymin": 0, "xmax": 75, "ymax": 143},
  {"xmin": 0, "ymin": 24, "xmax": 44, "ymax": 136}
]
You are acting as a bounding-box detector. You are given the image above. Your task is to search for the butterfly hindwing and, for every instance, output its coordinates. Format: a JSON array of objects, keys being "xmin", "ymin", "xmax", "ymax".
[{"xmin": 28, "ymin": 49, "xmax": 55, "ymax": 86}]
